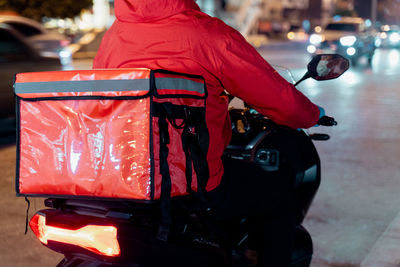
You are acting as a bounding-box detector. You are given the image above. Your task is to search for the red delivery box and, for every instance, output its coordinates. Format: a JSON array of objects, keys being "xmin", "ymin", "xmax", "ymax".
[{"xmin": 14, "ymin": 68, "xmax": 209, "ymax": 201}]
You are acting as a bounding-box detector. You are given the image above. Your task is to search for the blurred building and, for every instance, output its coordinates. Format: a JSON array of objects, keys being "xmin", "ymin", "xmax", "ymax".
[
  {"xmin": 93, "ymin": 0, "xmax": 111, "ymax": 29},
  {"xmin": 378, "ymin": 0, "xmax": 400, "ymax": 25},
  {"xmin": 355, "ymin": 0, "xmax": 399, "ymax": 25},
  {"xmin": 72, "ymin": 0, "xmax": 113, "ymax": 31},
  {"xmin": 258, "ymin": 0, "xmax": 337, "ymax": 33},
  {"xmin": 354, "ymin": 0, "xmax": 372, "ymax": 19},
  {"xmin": 312, "ymin": 0, "xmax": 355, "ymax": 26},
  {"xmin": 282, "ymin": 0, "xmax": 310, "ymax": 22}
]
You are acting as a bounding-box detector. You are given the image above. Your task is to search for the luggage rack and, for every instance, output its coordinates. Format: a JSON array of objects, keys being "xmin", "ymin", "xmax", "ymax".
[{"xmin": 44, "ymin": 198, "xmax": 159, "ymax": 220}]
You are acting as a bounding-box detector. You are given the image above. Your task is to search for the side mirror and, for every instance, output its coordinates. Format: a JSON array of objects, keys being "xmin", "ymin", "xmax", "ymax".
[
  {"xmin": 294, "ymin": 54, "xmax": 350, "ymax": 86},
  {"xmin": 308, "ymin": 54, "xmax": 350, "ymax": 81}
]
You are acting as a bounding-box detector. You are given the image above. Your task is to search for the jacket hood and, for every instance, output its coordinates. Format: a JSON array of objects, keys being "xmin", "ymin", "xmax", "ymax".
[{"xmin": 115, "ymin": 0, "xmax": 201, "ymax": 22}]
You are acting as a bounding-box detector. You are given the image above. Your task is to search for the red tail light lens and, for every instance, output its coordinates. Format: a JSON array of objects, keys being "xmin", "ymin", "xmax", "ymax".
[
  {"xmin": 29, "ymin": 213, "xmax": 121, "ymax": 257},
  {"xmin": 60, "ymin": 40, "xmax": 70, "ymax": 47}
]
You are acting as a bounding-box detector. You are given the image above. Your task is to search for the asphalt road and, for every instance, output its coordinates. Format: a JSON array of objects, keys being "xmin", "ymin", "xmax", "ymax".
[
  {"xmin": 262, "ymin": 46, "xmax": 400, "ymax": 266},
  {"xmin": 262, "ymin": 47, "xmax": 400, "ymax": 267},
  {"xmin": 1, "ymin": 45, "xmax": 400, "ymax": 266}
]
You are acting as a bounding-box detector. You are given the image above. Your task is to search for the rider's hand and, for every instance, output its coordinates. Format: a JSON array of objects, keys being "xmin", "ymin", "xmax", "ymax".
[
  {"xmin": 317, "ymin": 116, "xmax": 337, "ymax": 126},
  {"xmin": 318, "ymin": 106, "xmax": 325, "ymax": 118},
  {"xmin": 313, "ymin": 106, "xmax": 325, "ymax": 127}
]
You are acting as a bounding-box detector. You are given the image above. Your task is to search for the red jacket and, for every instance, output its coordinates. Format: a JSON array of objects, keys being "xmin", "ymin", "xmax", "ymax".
[{"xmin": 93, "ymin": 0, "xmax": 320, "ymax": 191}]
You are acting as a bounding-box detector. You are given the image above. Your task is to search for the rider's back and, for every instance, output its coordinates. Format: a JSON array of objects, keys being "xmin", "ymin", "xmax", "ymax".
[{"xmin": 93, "ymin": 0, "xmax": 320, "ymax": 191}]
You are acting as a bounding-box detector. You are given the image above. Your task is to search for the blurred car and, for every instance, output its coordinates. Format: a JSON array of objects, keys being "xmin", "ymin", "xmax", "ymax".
[
  {"xmin": 0, "ymin": 23, "xmax": 62, "ymax": 117},
  {"xmin": 287, "ymin": 25, "xmax": 309, "ymax": 42},
  {"xmin": 0, "ymin": 15, "xmax": 72, "ymax": 66},
  {"xmin": 378, "ymin": 25, "xmax": 400, "ymax": 48},
  {"xmin": 306, "ymin": 17, "xmax": 377, "ymax": 65}
]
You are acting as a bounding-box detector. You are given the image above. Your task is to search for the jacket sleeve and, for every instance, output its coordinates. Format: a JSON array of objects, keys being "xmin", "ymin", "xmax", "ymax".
[{"xmin": 217, "ymin": 29, "xmax": 320, "ymax": 129}]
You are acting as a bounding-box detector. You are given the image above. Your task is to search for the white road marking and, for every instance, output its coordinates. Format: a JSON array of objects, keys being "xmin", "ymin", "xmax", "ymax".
[{"xmin": 361, "ymin": 210, "xmax": 400, "ymax": 267}]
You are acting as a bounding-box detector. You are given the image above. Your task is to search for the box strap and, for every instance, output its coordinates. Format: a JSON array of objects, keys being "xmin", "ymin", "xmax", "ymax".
[
  {"xmin": 157, "ymin": 111, "xmax": 172, "ymax": 241},
  {"xmin": 181, "ymin": 114, "xmax": 209, "ymax": 201},
  {"xmin": 24, "ymin": 197, "xmax": 30, "ymax": 235},
  {"xmin": 154, "ymin": 102, "xmax": 210, "ymax": 241},
  {"xmin": 155, "ymin": 102, "xmax": 209, "ymax": 198}
]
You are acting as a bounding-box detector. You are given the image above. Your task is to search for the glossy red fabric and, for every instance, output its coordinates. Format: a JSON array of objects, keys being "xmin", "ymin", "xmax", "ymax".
[
  {"xmin": 93, "ymin": 0, "xmax": 321, "ymax": 191},
  {"xmin": 15, "ymin": 69, "xmax": 150, "ymax": 83},
  {"xmin": 16, "ymin": 69, "xmax": 152, "ymax": 199},
  {"xmin": 152, "ymin": 97, "xmax": 202, "ymax": 199},
  {"xmin": 15, "ymin": 69, "xmax": 151, "ymax": 98},
  {"xmin": 18, "ymin": 99, "xmax": 152, "ymax": 199},
  {"xmin": 152, "ymin": 117, "xmax": 198, "ymax": 199},
  {"xmin": 154, "ymin": 72, "xmax": 206, "ymax": 98},
  {"xmin": 15, "ymin": 69, "xmax": 206, "ymax": 200}
]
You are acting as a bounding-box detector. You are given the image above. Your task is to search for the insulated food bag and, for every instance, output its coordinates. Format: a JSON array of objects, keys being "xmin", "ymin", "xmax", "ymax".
[{"xmin": 14, "ymin": 69, "xmax": 209, "ymax": 201}]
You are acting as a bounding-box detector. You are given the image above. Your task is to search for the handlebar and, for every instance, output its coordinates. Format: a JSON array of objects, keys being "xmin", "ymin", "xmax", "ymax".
[{"xmin": 318, "ymin": 116, "xmax": 337, "ymax": 126}]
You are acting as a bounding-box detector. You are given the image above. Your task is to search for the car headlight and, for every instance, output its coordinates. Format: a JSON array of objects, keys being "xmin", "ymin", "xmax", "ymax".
[
  {"xmin": 346, "ymin": 47, "xmax": 356, "ymax": 56},
  {"xmin": 309, "ymin": 34, "xmax": 323, "ymax": 45},
  {"xmin": 340, "ymin": 36, "xmax": 356, "ymax": 46},
  {"xmin": 307, "ymin": 45, "xmax": 317, "ymax": 53}
]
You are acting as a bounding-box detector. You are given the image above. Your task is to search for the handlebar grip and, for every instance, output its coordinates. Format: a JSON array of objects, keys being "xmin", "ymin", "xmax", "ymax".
[{"xmin": 318, "ymin": 116, "xmax": 337, "ymax": 126}]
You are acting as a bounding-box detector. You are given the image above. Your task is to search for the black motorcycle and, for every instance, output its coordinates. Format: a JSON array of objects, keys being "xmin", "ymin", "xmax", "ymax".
[{"xmin": 27, "ymin": 54, "xmax": 349, "ymax": 267}]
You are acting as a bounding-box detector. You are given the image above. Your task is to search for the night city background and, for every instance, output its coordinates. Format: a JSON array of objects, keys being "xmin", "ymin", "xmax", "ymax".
[{"xmin": 1, "ymin": 0, "xmax": 400, "ymax": 266}]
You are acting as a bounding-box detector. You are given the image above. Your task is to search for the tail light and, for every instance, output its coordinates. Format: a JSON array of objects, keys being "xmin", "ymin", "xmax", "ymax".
[
  {"xmin": 29, "ymin": 213, "xmax": 120, "ymax": 257},
  {"xmin": 60, "ymin": 40, "xmax": 70, "ymax": 47}
]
